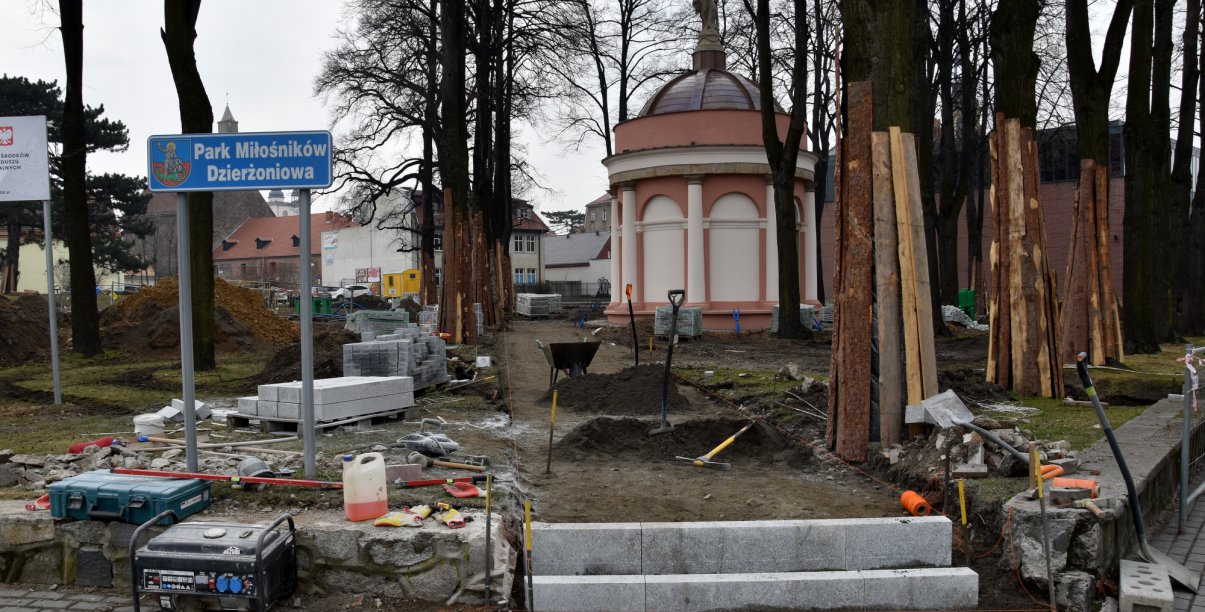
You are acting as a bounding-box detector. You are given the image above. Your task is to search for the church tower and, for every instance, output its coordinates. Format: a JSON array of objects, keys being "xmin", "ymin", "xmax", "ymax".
[{"xmin": 217, "ymin": 104, "xmax": 239, "ymax": 134}]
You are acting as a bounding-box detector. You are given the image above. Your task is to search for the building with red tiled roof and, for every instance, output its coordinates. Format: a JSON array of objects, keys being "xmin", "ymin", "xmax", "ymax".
[
  {"xmin": 413, "ymin": 193, "xmax": 550, "ymax": 289},
  {"xmin": 213, "ymin": 212, "xmax": 355, "ymax": 287}
]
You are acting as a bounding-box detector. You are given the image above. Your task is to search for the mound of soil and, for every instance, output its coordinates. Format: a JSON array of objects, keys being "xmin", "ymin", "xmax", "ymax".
[
  {"xmin": 100, "ymin": 278, "xmax": 298, "ymax": 354},
  {"xmin": 542, "ymin": 365, "xmax": 693, "ymax": 415},
  {"xmin": 253, "ymin": 324, "xmax": 358, "ymax": 385},
  {"xmin": 0, "ymin": 294, "xmax": 56, "ymax": 367},
  {"xmin": 347, "ymin": 294, "xmax": 391, "ymax": 310},
  {"xmin": 395, "ymin": 297, "xmax": 424, "ymax": 318},
  {"xmin": 553, "ymin": 416, "xmax": 811, "ymax": 467}
]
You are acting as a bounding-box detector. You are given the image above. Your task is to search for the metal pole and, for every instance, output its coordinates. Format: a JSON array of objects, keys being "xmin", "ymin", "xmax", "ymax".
[
  {"xmin": 299, "ymin": 190, "xmax": 316, "ymax": 479},
  {"xmin": 1181, "ymin": 343, "xmax": 1192, "ymax": 534},
  {"xmin": 42, "ymin": 200, "xmax": 62, "ymax": 405},
  {"xmin": 175, "ymin": 193, "xmax": 198, "ymax": 472}
]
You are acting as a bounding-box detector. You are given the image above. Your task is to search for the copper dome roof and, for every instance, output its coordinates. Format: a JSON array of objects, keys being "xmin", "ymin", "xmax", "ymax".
[{"xmin": 638, "ymin": 68, "xmax": 779, "ymax": 117}]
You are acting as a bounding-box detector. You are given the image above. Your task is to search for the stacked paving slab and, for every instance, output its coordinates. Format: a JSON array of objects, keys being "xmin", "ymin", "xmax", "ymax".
[
  {"xmin": 238, "ymin": 376, "xmax": 414, "ymax": 422},
  {"xmin": 532, "ymin": 516, "xmax": 978, "ymax": 611},
  {"xmin": 654, "ymin": 306, "xmax": 704, "ymax": 338},
  {"xmin": 516, "ymin": 293, "xmax": 561, "ymax": 317},
  {"xmin": 343, "ymin": 328, "xmax": 450, "ymax": 390}
]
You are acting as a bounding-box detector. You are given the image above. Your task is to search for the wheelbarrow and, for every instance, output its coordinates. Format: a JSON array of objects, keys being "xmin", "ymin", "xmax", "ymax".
[{"xmin": 537, "ymin": 340, "xmax": 601, "ymax": 388}]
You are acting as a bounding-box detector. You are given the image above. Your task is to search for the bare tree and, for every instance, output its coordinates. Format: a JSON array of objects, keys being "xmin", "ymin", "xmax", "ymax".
[
  {"xmin": 1170, "ymin": 0, "xmax": 1200, "ymax": 333},
  {"xmin": 751, "ymin": 0, "xmax": 810, "ymax": 339},
  {"xmin": 541, "ymin": 0, "xmax": 691, "ymax": 156}
]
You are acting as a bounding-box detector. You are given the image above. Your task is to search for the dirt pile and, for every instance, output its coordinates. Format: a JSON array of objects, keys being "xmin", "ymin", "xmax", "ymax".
[
  {"xmin": 0, "ymin": 294, "xmax": 55, "ymax": 367},
  {"xmin": 253, "ymin": 324, "xmax": 358, "ymax": 385},
  {"xmin": 542, "ymin": 365, "xmax": 694, "ymax": 415},
  {"xmin": 553, "ymin": 416, "xmax": 811, "ymax": 466},
  {"xmin": 100, "ymin": 278, "xmax": 298, "ymax": 354}
]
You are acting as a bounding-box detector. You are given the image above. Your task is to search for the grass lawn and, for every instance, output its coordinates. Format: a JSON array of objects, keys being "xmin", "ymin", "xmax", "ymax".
[{"xmin": 0, "ymin": 350, "xmax": 271, "ymax": 456}]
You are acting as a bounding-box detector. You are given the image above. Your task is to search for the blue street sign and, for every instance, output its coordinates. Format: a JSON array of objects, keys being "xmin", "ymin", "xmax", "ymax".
[{"xmin": 146, "ymin": 131, "xmax": 333, "ymax": 192}]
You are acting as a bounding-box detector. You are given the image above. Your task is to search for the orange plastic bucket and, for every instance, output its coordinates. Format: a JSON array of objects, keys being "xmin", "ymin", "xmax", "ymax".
[{"xmin": 900, "ymin": 490, "xmax": 932, "ymax": 516}]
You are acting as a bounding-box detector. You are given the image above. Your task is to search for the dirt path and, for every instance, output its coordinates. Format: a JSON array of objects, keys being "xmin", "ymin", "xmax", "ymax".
[{"xmin": 500, "ymin": 320, "xmax": 901, "ymax": 522}]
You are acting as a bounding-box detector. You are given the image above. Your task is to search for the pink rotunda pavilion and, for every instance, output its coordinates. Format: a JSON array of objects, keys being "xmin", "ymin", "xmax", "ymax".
[{"xmin": 602, "ymin": 29, "xmax": 821, "ymax": 330}]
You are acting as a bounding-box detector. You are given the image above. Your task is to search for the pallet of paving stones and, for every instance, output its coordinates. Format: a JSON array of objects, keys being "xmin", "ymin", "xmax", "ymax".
[
  {"xmin": 654, "ymin": 306, "xmax": 703, "ymax": 338},
  {"xmin": 770, "ymin": 304, "xmax": 817, "ymax": 333},
  {"xmin": 516, "ymin": 293, "xmax": 561, "ymax": 318},
  {"xmin": 235, "ymin": 376, "xmax": 417, "ymax": 434},
  {"xmin": 343, "ymin": 329, "xmax": 450, "ymax": 390},
  {"xmin": 225, "ymin": 406, "xmax": 416, "ymax": 434}
]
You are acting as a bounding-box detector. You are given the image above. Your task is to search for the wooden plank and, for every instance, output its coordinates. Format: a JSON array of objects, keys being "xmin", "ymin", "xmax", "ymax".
[
  {"xmin": 890, "ymin": 127, "xmax": 923, "ymax": 405},
  {"xmin": 1022, "ymin": 129, "xmax": 1054, "ymax": 397},
  {"xmin": 872, "ymin": 132, "xmax": 902, "ymax": 445},
  {"xmin": 826, "ymin": 134, "xmax": 846, "ymax": 447},
  {"xmin": 900, "ymin": 133, "xmax": 939, "ymax": 399},
  {"xmin": 1005, "ymin": 119, "xmax": 1029, "ymax": 394},
  {"xmin": 1060, "ymin": 160, "xmax": 1091, "ymax": 364},
  {"xmin": 986, "ymin": 128, "xmax": 1009, "ymax": 387},
  {"xmin": 1094, "ymin": 163, "xmax": 1119, "ymax": 361},
  {"xmin": 834, "ymin": 80, "xmax": 874, "ymax": 463}
]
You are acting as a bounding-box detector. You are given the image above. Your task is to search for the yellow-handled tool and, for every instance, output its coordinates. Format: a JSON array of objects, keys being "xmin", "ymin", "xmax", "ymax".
[{"xmin": 675, "ymin": 421, "xmax": 755, "ymax": 470}]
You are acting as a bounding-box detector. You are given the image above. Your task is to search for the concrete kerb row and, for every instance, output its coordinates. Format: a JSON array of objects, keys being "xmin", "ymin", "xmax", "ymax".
[{"xmin": 530, "ymin": 517, "xmax": 977, "ymax": 611}]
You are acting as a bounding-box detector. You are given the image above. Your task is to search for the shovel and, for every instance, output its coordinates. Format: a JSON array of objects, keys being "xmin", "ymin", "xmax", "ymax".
[
  {"xmin": 650, "ymin": 289, "xmax": 685, "ymax": 436},
  {"xmin": 626, "ymin": 283, "xmax": 639, "ymax": 366},
  {"xmin": 1076, "ymin": 353, "xmax": 1200, "ymax": 592}
]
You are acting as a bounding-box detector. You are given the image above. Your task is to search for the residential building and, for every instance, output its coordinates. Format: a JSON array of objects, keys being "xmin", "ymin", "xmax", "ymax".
[
  {"xmin": 542, "ymin": 230, "xmax": 611, "ymax": 298},
  {"xmin": 510, "ymin": 201, "xmax": 550, "ymax": 290},
  {"xmin": 0, "ymin": 226, "xmax": 133, "ymax": 294},
  {"xmin": 213, "ymin": 212, "xmax": 355, "ymax": 289},
  {"xmin": 583, "ymin": 193, "xmax": 610, "ymax": 232},
  {"xmin": 320, "ymin": 190, "xmax": 421, "ymax": 293}
]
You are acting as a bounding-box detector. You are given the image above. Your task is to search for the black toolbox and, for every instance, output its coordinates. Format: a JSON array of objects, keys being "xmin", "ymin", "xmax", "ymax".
[
  {"xmin": 130, "ymin": 511, "xmax": 297, "ymax": 611},
  {"xmin": 49, "ymin": 469, "xmax": 211, "ymax": 525}
]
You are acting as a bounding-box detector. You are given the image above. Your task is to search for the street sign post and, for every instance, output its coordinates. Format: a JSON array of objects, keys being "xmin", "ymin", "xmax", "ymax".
[
  {"xmin": 148, "ymin": 130, "xmax": 333, "ymax": 477},
  {"xmin": 0, "ymin": 115, "xmax": 61, "ymax": 405}
]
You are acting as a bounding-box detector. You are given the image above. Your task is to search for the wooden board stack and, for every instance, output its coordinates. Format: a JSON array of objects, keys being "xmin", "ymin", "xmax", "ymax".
[
  {"xmin": 985, "ymin": 116, "xmax": 1064, "ymax": 397},
  {"xmin": 828, "ymin": 81, "xmax": 939, "ymax": 461}
]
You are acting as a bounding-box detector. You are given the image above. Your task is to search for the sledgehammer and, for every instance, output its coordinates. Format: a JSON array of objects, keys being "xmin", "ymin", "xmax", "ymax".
[{"xmin": 676, "ymin": 422, "xmax": 755, "ymax": 470}]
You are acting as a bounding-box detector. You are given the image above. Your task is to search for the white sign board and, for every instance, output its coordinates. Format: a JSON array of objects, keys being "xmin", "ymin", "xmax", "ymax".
[{"xmin": 0, "ymin": 116, "xmax": 51, "ymax": 202}]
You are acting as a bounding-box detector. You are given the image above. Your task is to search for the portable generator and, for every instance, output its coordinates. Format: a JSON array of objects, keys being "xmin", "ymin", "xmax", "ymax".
[{"xmin": 129, "ymin": 510, "xmax": 296, "ymax": 611}]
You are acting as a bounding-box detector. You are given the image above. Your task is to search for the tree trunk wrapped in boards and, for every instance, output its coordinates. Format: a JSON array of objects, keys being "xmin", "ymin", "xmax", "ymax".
[
  {"xmin": 985, "ymin": 117, "xmax": 1062, "ymax": 397},
  {"xmin": 1059, "ymin": 161, "xmax": 1122, "ymax": 366},
  {"xmin": 827, "ymin": 81, "xmax": 938, "ymax": 460}
]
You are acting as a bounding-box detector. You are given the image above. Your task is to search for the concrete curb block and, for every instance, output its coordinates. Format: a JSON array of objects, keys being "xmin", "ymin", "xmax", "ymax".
[
  {"xmin": 532, "ymin": 567, "xmax": 979, "ymax": 612},
  {"xmin": 534, "ymin": 516, "xmax": 951, "ymax": 576}
]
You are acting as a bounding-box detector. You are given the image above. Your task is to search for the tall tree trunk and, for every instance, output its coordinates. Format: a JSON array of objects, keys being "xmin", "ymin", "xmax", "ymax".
[
  {"xmin": 912, "ymin": 0, "xmax": 946, "ymax": 336},
  {"xmin": 1190, "ymin": 9, "xmax": 1205, "ymax": 334},
  {"xmin": 420, "ymin": 0, "xmax": 439, "ymax": 307},
  {"xmin": 1123, "ymin": 0, "xmax": 1175, "ymax": 353},
  {"xmin": 1170, "ymin": 0, "xmax": 1200, "ymax": 334},
  {"xmin": 59, "ymin": 0, "xmax": 101, "ymax": 356},
  {"xmin": 438, "ymin": 0, "xmax": 477, "ymax": 344},
  {"xmin": 161, "ymin": 0, "xmax": 216, "ymax": 370}
]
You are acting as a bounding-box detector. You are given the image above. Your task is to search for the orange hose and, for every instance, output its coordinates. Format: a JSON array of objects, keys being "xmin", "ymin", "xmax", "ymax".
[
  {"xmin": 1039, "ymin": 464, "xmax": 1064, "ymax": 480},
  {"xmin": 900, "ymin": 490, "xmax": 932, "ymax": 516},
  {"xmin": 1051, "ymin": 477, "xmax": 1099, "ymax": 498}
]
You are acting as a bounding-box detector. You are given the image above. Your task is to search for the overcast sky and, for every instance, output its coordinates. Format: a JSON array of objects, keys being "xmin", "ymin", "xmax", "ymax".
[{"xmin": 2, "ymin": 0, "xmax": 609, "ymax": 216}]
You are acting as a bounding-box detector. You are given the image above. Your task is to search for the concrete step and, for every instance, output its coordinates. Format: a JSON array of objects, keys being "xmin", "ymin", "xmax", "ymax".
[
  {"xmin": 532, "ymin": 567, "xmax": 980, "ymax": 612},
  {"xmin": 532, "ymin": 516, "xmax": 953, "ymax": 576}
]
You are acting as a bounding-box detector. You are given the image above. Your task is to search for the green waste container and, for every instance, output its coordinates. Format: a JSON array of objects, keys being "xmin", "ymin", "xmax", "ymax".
[
  {"xmin": 958, "ymin": 289, "xmax": 976, "ymax": 319},
  {"xmin": 294, "ymin": 298, "xmax": 333, "ymax": 316}
]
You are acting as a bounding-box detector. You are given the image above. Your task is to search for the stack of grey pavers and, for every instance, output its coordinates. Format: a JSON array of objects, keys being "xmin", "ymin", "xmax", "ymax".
[
  {"xmin": 654, "ymin": 306, "xmax": 704, "ymax": 338},
  {"xmin": 237, "ymin": 376, "xmax": 414, "ymax": 423},
  {"xmin": 345, "ymin": 310, "xmax": 410, "ymax": 335},
  {"xmin": 343, "ymin": 327, "xmax": 450, "ymax": 390},
  {"xmin": 516, "ymin": 293, "xmax": 561, "ymax": 317},
  {"xmin": 770, "ymin": 304, "xmax": 817, "ymax": 333},
  {"xmin": 532, "ymin": 516, "xmax": 978, "ymax": 611}
]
